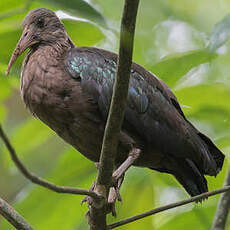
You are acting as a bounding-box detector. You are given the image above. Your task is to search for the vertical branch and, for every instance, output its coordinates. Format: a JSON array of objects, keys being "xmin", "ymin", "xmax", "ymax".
[
  {"xmin": 212, "ymin": 164, "xmax": 230, "ymax": 230},
  {"xmin": 97, "ymin": 0, "xmax": 140, "ymax": 189},
  {"xmin": 87, "ymin": 0, "xmax": 140, "ymax": 229}
]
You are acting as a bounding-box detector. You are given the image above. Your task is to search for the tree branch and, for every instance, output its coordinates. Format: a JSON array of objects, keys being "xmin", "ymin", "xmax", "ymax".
[
  {"xmin": 87, "ymin": 0, "xmax": 140, "ymax": 229},
  {"xmin": 0, "ymin": 197, "xmax": 34, "ymax": 230},
  {"xmin": 0, "ymin": 124, "xmax": 100, "ymax": 201},
  {"xmin": 97, "ymin": 0, "xmax": 140, "ymax": 189},
  {"xmin": 108, "ymin": 185, "xmax": 230, "ymax": 229},
  {"xmin": 212, "ymin": 164, "xmax": 230, "ymax": 230}
]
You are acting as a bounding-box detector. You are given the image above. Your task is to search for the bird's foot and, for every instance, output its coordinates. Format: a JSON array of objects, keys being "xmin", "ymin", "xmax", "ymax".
[
  {"xmin": 82, "ymin": 182, "xmax": 119, "ymax": 217},
  {"xmin": 106, "ymin": 148, "xmax": 140, "ymax": 216},
  {"xmin": 80, "ymin": 163, "xmax": 100, "ymax": 205},
  {"xmin": 107, "ymin": 175, "xmax": 124, "ymax": 217},
  {"xmin": 95, "ymin": 162, "xmax": 100, "ymax": 169},
  {"xmin": 82, "ymin": 149, "xmax": 140, "ymax": 215},
  {"xmin": 81, "ymin": 181, "xmax": 96, "ymax": 206}
]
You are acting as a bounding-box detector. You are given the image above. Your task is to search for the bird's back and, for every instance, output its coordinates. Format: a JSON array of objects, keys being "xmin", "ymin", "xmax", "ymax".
[{"xmin": 65, "ymin": 47, "xmax": 224, "ymax": 197}]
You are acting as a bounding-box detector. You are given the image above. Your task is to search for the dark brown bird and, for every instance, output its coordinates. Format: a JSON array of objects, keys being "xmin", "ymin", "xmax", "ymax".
[{"xmin": 6, "ymin": 8, "xmax": 224, "ymax": 198}]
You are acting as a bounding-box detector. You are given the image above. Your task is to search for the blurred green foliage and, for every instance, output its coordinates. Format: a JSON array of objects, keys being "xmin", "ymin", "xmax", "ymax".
[{"xmin": 0, "ymin": 0, "xmax": 230, "ymax": 229}]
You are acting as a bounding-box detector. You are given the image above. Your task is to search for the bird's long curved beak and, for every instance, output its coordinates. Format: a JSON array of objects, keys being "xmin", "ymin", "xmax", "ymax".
[{"xmin": 6, "ymin": 26, "xmax": 36, "ymax": 76}]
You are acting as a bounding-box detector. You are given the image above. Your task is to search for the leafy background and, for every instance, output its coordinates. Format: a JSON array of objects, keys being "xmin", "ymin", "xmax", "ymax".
[{"xmin": 0, "ymin": 0, "xmax": 230, "ymax": 229}]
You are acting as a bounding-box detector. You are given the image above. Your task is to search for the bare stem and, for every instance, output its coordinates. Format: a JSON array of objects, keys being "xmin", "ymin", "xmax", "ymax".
[
  {"xmin": 0, "ymin": 124, "xmax": 100, "ymax": 201},
  {"xmin": 109, "ymin": 185, "xmax": 230, "ymax": 229},
  {"xmin": 0, "ymin": 197, "xmax": 34, "ymax": 230},
  {"xmin": 212, "ymin": 164, "xmax": 230, "ymax": 230},
  {"xmin": 87, "ymin": 0, "xmax": 140, "ymax": 229},
  {"xmin": 97, "ymin": 0, "xmax": 140, "ymax": 189}
]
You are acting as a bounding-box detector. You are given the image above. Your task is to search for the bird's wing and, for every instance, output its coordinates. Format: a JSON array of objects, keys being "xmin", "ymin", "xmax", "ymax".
[
  {"xmin": 65, "ymin": 47, "xmax": 224, "ymax": 175},
  {"xmin": 65, "ymin": 47, "xmax": 180, "ymax": 120}
]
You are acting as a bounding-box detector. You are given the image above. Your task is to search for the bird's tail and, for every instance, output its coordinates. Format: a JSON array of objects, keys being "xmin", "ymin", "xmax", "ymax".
[
  {"xmin": 152, "ymin": 157, "xmax": 208, "ymax": 199},
  {"xmin": 172, "ymin": 158, "xmax": 208, "ymax": 198},
  {"xmin": 197, "ymin": 132, "xmax": 225, "ymax": 175}
]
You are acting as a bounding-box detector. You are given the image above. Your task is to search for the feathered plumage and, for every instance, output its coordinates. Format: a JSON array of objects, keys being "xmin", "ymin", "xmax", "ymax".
[{"xmin": 7, "ymin": 8, "xmax": 225, "ymax": 198}]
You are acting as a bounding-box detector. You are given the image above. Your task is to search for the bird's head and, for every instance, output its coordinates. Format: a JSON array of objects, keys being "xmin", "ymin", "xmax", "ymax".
[{"xmin": 6, "ymin": 8, "xmax": 71, "ymax": 75}]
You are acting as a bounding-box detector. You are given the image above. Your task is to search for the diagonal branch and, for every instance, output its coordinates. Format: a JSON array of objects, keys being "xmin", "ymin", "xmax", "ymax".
[
  {"xmin": 0, "ymin": 124, "xmax": 100, "ymax": 201},
  {"xmin": 212, "ymin": 164, "xmax": 230, "ymax": 230},
  {"xmin": 108, "ymin": 185, "xmax": 230, "ymax": 229},
  {"xmin": 0, "ymin": 197, "xmax": 34, "ymax": 230}
]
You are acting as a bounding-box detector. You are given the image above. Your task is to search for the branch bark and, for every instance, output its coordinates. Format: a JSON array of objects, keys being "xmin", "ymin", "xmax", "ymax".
[
  {"xmin": 87, "ymin": 0, "xmax": 140, "ymax": 229},
  {"xmin": 97, "ymin": 0, "xmax": 140, "ymax": 189},
  {"xmin": 108, "ymin": 185, "xmax": 230, "ymax": 229},
  {"xmin": 212, "ymin": 164, "xmax": 230, "ymax": 230},
  {"xmin": 0, "ymin": 124, "xmax": 100, "ymax": 201},
  {"xmin": 0, "ymin": 197, "xmax": 34, "ymax": 230}
]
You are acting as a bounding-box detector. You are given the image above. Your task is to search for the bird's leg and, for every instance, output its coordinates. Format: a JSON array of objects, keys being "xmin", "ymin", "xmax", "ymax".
[
  {"xmin": 111, "ymin": 148, "xmax": 141, "ymax": 198},
  {"xmin": 113, "ymin": 148, "xmax": 141, "ymax": 182},
  {"xmin": 82, "ymin": 148, "xmax": 140, "ymax": 214},
  {"xmin": 106, "ymin": 148, "xmax": 141, "ymax": 216}
]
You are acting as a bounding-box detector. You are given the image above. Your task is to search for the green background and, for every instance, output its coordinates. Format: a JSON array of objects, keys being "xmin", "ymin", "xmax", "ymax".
[{"xmin": 0, "ymin": 0, "xmax": 230, "ymax": 229}]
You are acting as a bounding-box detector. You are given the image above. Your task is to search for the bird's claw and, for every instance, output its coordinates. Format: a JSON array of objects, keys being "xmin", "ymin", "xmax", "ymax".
[
  {"xmin": 81, "ymin": 181, "xmax": 96, "ymax": 206},
  {"xmin": 106, "ymin": 175, "xmax": 124, "ymax": 217},
  {"xmin": 82, "ymin": 168, "xmax": 124, "ymax": 217},
  {"xmin": 81, "ymin": 196, "xmax": 92, "ymax": 206}
]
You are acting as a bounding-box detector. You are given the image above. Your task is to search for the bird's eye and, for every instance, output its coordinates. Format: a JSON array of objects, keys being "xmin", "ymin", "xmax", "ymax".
[{"xmin": 36, "ymin": 18, "xmax": 45, "ymax": 28}]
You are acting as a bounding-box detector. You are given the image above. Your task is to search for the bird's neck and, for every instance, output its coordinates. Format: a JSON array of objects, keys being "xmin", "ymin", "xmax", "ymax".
[
  {"xmin": 33, "ymin": 31, "xmax": 75, "ymax": 58},
  {"xmin": 21, "ymin": 31, "xmax": 75, "ymax": 104},
  {"xmin": 53, "ymin": 31, "xmax": 75, "ymax": 56}
]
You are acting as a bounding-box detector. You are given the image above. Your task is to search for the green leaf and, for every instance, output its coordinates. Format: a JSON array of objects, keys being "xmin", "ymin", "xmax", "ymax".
[
  {"xmin": 63, "ymin": 19, "xmax": 105, "ymax": 46},
  {"xmin": 0, "ymin": 28, "xmax": 25, "ymax": 73},
  {"xmin": 157, "ymin": 202, "xmax": 217, "ymax": 230},
  {"xmin": 109, "ymin": 170, "xmax": 155, "ymax": 230},
  {"xmin": 0, "ymin": 71, "xmax": 13, "ymax": 122},
  {"xmin": 175, "ymin": 83, "xmax": 230, "ymax": 151},
  {"xmin": 40, "ymin": 0, "xmax": 107, "ymax": 27},
  {"xmin": 0, "ymin": 0, "xmax": 24, "ymax": 15},
  {"xmin": 208, "ymin": 13, "xmax": 230, "ymax": 53},
  {"xmin": 175, "ymin": 84, "xmax": 230, "ymax": 117},
  {"xmin": 3, "ymin": 119, "xmax": 53, "ymax": 164},
  {"xmin": 150, "ymin": 49, "xmax": 216, "ymax": 87}
]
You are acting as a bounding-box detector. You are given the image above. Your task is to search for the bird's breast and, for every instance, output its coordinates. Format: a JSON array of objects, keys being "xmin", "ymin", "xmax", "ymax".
[
  {"xmin": 21, "ymin": 54, "xmax": 65, "ymax": 115},
  {"xmin": 20, "ymin": 50, "xmax": 106, "ymax": 161}
]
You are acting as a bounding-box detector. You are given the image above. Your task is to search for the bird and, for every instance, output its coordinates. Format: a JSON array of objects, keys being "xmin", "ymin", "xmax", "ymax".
[{"xmin": 6, "ymin": 8, "xmax": 224, "ymax": 199}]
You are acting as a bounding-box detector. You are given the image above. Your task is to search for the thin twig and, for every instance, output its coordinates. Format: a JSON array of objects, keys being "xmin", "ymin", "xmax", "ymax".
[
  {"xmin": 212, "ymin": 164, "xmax": 230, "ymax": 230},
  {"xmin": 0, "ymin": 197, "xmax": 34, "ymax": 230},
  {"xmin": 108, "ymin": 185, "xmax": 230, "ymax": 229},
  {"xmin": 0, "ymin": 124, "xmax": 100, "ymax": 201},
  {"xmin": 87, "ymin": 1, "xmax": 140, "ymax": 229}
]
